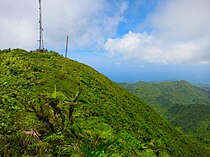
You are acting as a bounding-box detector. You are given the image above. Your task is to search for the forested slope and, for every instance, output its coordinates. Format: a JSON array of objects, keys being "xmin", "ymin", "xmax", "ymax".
[{"xmin": 120, "ymin": 81, "xmax": 210, "ymax": 146}]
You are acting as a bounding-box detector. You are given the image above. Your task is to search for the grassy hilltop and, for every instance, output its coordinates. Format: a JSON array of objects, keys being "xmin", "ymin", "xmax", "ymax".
[{"xmin": 0, "ymin": 49, "xmax": 210, "ymax": 156}]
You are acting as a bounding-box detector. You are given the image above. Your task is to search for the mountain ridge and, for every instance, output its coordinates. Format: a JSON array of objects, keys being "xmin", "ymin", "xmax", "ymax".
[{"xmin": 0, "ymin": 49, "xmax": 210, "ymax": 156}]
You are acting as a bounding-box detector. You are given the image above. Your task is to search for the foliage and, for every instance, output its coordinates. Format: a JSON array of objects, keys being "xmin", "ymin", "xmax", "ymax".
[
  {"xmin": 120, "ymin": 81, "xmax": 210, "ymax": 113},
  {"xmin": 0, "ymin": 49, "xmax": 210, "ymax": 156},
  {"xmin": 120, "ymin": 81, "xmax": 210, "ymax": 147},
  {"xmin": 167, "ymin": 104, "xmax": 210, "ymax": 145}
]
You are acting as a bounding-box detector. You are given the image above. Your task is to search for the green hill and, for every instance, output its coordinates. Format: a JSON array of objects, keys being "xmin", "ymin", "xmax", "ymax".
[
  {"xmin": 120, "ymin": 81, "xmax": 210, "ymax": 146},
  {"xmin": 0, "ymin": 49, "xmax": 210, "ymax": 156},
  {"xmin": 167, "ymin": 104, "xmax": 210, "ymax": 145},
  {"xmin": 120, "ymin": 81, "xmax": 210, "ymax": 113}
]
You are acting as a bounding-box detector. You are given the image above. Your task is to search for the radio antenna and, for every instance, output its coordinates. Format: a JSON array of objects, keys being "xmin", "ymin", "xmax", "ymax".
[
  {"xmin": 38, "ymin": 0, "xmax": 44, "ymax": 51},
  {"xmin": 65, "ymin": 35, "xmax": 69, "ymax": 58}
]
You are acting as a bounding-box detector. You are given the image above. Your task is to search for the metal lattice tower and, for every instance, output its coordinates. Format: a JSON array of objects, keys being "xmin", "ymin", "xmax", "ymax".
[{"xmin": 38, "ymin": 0, "xmax": 44, "ymax": 51}]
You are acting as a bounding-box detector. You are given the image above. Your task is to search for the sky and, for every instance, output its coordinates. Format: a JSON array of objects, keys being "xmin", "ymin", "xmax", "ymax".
[{"xmin": 0, "ymin": 0, "xmax": 210, "ymax": 83}]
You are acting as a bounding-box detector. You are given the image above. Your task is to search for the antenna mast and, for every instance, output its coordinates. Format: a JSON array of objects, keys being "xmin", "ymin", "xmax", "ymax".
[
  {"xmin": 65, "ymin": 35, "xmax": 69, "ymax": 58},
  {"xmin": 38, "ymin": 0, "xmax": 44, "ymax": 51}
]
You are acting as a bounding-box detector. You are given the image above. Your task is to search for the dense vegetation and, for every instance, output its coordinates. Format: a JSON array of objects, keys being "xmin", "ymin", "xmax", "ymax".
[
  {"xmin": 0, "ymin": 49, "xmax": 210, "ymax": 156},
  {"xmin": 120, "ymin": 81, "xmax": 210, "ymax": 146},
  {"xmin": 120, "ymin": 81, "xmax": 210, "ymax": 114},
  {"xmin": 167, "ymin": 104, "xmax": 210, "ymax": 145}
]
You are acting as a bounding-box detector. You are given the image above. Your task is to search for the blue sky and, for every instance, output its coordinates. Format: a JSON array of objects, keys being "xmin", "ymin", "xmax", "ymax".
[{"xmin": 0, "ymin": 0, "xmax": 210, "ymax": 83}]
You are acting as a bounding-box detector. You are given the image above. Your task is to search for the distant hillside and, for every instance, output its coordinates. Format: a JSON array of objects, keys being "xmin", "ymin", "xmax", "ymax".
[
  {"xmin": 1, "ymin": 49, "xmax": 210, "ymax": 156},
  {"xmin": 120, "ymin": 81, "xmax": 210, "ymax": 146},
  {"xmin": 120, "ymin": 81, "xmax": 210, "ymax": 113},
  {"xmin": 167, "ymin": 104, "xmax": 210, "ymax": 145}
]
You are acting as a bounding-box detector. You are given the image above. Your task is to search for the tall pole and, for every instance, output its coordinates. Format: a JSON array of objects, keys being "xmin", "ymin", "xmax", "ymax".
[
  {"xmin": 38, "ymin": 0, "xmax": 44, "ymax": 51},
  {"xmin": 65, "ymin": 35, "xmax": 69, "ymax": 58}
]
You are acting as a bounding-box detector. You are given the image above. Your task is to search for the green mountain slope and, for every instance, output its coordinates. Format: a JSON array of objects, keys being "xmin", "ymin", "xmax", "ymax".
[
  {"xmin": 120, "ymin": 81, "xmax": 210, "ymax": 113},
  {"xmin": 120, "ymin": 81, "xmax": 210, "ymax": 146},
  {"xmin": 0, "ymin": 49, "xmax": 210, "ymax": 156},
  {"xmin": 167, "ymin": 104, "xmax": 210, "ymax": 145}
]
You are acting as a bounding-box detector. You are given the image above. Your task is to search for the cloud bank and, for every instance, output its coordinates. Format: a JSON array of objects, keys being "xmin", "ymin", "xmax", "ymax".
[
  {"xmin": 105, "ymin": 0, "xmax": 210, "ymax": 65},
  {"xmin": 0, "ymin": 0, "xmax": 127, "ymax": 51}
]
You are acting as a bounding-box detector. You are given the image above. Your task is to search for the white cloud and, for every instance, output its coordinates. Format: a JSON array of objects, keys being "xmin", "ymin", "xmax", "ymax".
[
  {"xmin": 105, "ymin": 0, "xmax": 210, "ymax": 65},
  {"xmin": 149, "ymin": 0, "xmax": 210, "ymax": 41},
  {"xmin": 105, "ymin": 31, "xmax": 201, "ymax": 64},
  {"xmin": 118, "ymin": 1, "xmax": 129, "ymax": 15},
  {"xmin": 0, "ymin": 0, "xmax": 37, "ymax": 49},
  {"xmin": 105, "ymin": 31, "xmax": 210, "ymax": 64},
  {"xmin": 0, "ymin": 0, "xmax": 127, "ymax": 51}
]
